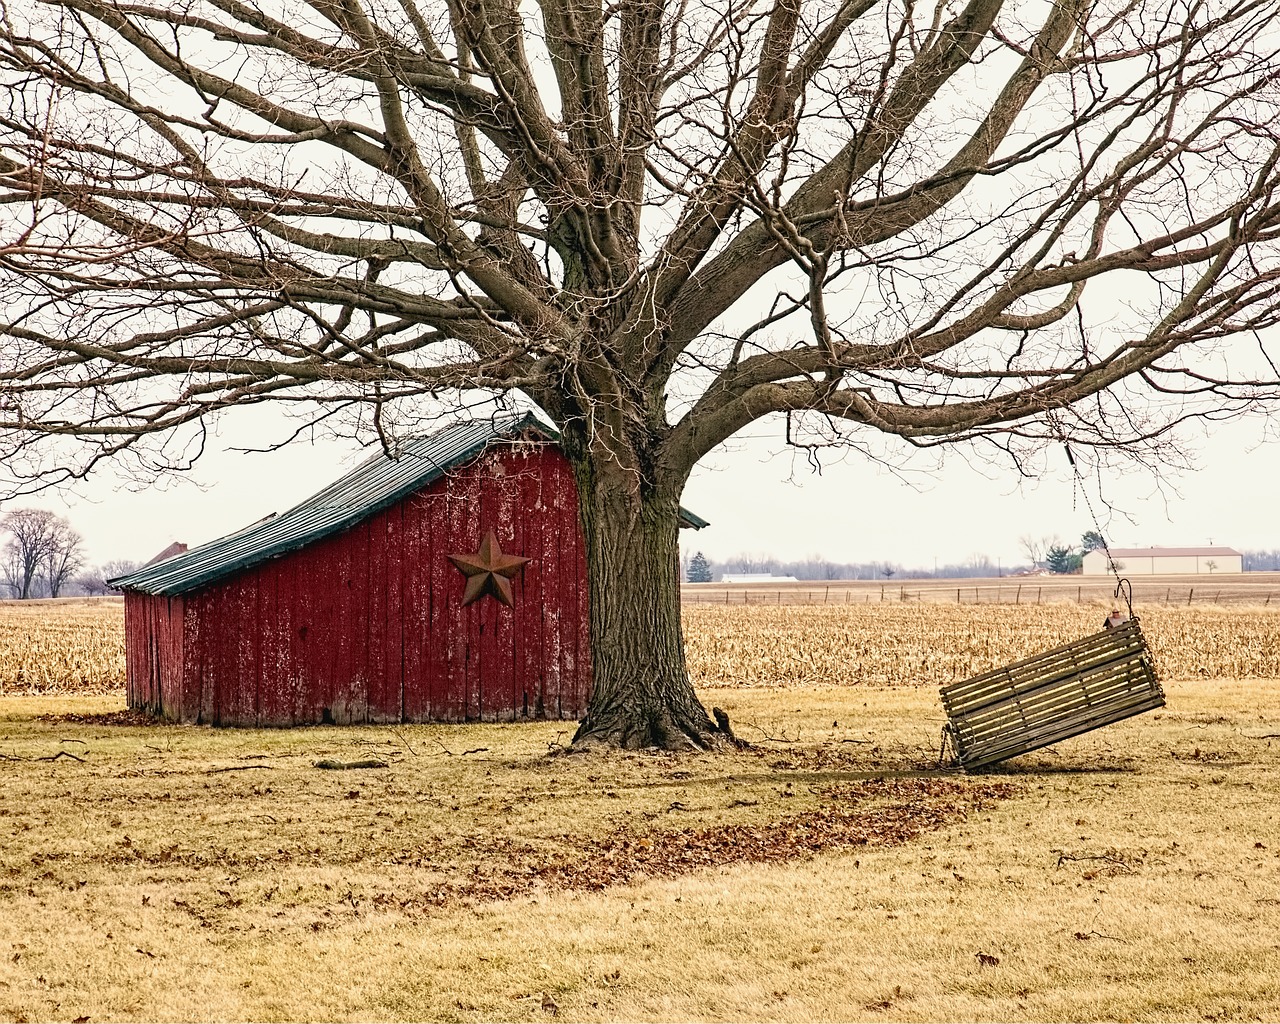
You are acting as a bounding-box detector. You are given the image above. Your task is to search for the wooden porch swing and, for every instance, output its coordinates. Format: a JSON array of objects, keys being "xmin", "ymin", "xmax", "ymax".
[{"xmin": 939, "ymin": 579, "xmax": 1165, "ymax": 771}]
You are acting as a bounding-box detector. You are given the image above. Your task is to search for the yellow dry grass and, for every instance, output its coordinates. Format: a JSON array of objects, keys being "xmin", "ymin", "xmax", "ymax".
[
  {"xmin": 0, "ymin": 599, "xmax": 124, "ymax": 695},
  {"xmin": 684, "ymin": 603, "xmax": 1280, "ymax": 687},
  {"xmin": 1, "ymin": 678, "xmax": 1279, "ymax": 1022}
]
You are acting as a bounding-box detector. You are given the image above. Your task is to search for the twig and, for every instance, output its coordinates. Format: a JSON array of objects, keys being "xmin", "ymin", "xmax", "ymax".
[
  {"xmin": 392, "ymin": 729, "xmax": 418, "ymax": 756},
  {"xmin": 1243, "ymin": 733, "xmax": 1280, "ymax": 740},
  {"xmin": 207, "ymin": 765, "xmax": 273, "ymax": 774},
  {"xmin": 1054, "ymin": 851, "xmax": 1132, "ymax": 869},
  {"xmin": 37, "ymin": 750, "xmax": 86, "ymax": 763},
  {"xmin": 461, "ymin": 747, "xmax": 489, "ymax": 755}
]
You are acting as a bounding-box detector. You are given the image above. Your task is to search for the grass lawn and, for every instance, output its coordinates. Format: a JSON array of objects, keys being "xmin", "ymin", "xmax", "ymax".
[{"xmin": 2, "ymin": 679, "xmax": 1278, "ymax": 1021}]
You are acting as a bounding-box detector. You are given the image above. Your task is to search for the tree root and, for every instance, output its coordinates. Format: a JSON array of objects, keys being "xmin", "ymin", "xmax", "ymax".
[{"xmin": 570, "ymin": 703, "xmax": 742, "ymax": 752}]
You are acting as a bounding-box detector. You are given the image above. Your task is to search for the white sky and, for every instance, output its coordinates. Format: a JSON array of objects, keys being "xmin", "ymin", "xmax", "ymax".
[{"xmin": 32, "ymin": 404, "xmax": 1279, "ymax": 573}]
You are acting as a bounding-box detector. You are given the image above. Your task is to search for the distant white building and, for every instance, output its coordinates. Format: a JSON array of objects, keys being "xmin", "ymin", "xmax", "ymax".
[
  {"xmin": 1082, "ymin": 546, "xmax": 1242, "ymax": 575},
  {"xmin": 719, "ymin": 573, "xmax": 800, "ymax": 583}
]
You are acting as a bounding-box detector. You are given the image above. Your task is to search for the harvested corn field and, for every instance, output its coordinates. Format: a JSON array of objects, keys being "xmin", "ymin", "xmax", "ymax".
[
  {"xmin": 683, "ymin": 603, "xmax": 1280, "ymax": 687},
  {"xmin": 0, "ymin": 598, "xmax": 125, "ymax": 694},
  {"xmin": 4, "ymin": 597, "xmax": 1279, "ymax": 696}
]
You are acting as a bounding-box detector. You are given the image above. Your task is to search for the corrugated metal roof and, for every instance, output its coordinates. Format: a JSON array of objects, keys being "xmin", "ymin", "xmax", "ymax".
[
  {"xmin": 1089, "ymin": 547, "xmax": 1242, "ymax": 558},
  {"xmin": 110, "ymin": 412, "xmax": 706, "ymax": 596}
]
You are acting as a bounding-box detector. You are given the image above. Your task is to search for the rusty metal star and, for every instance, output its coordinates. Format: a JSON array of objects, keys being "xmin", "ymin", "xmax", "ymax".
[{"xmin": 447, "ymin": 529, "xmax": 530, "ymax": 607}]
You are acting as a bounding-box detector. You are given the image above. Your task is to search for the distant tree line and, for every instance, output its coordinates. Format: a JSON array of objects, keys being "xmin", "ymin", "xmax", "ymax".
[
  {"xmin": 1242, "ymin": 550, "xmax": 1280, "ymax": 572},
  {"xmin": 684, "ymin": 551, "xmax": 1006, "ymax": 582},
  {"xmin": 686, "ymin": 538, "xmax": 1280, "ymax": 582},
  {"xmin": 0, "ymin": 507, "xmax": 139, "ymax": 599}
]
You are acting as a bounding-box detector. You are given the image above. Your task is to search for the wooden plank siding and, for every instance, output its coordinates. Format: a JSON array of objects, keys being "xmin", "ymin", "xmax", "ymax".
[{"xmin": 127, "ymin": 441, "xmax": 592, "ymax": 725}]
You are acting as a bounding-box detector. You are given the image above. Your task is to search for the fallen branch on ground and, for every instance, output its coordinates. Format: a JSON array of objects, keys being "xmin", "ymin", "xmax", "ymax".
[
  {"xmin": 312, "ymin": 759, "xmax": 389, "ymax": 770},
  {"xmin": 207, "ymin": 765, "xmax": 273, "ymax": 774}
]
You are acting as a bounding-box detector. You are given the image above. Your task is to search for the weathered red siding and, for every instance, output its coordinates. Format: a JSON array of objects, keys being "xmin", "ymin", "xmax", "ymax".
[{"xmin": 126, "ymin": 442, "xmax": 591, "ymax": 725}]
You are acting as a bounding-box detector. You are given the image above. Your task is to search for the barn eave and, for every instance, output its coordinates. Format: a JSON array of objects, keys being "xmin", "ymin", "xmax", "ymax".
[{"xmin": 110, "ymin": 411, "xmax": 707, "ymax": 597}]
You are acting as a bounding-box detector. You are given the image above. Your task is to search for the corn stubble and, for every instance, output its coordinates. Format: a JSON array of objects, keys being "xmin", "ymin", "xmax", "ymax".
[
  {"xmin": 3, "ymin": 599, "xmax": 1277, "ymax": 697},
  {"xmin": 683, "ymin": 604, "xmax": 1280, "ymax": 688},
  {"xmin": 0, "ymin": 599, "xmax": 124, "ymax": 694}
]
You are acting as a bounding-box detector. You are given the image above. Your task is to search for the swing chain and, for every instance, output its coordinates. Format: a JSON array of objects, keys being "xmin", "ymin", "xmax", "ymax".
[{"xmin": 1114, "ymin": 577, "xmax": 1135, "ymax": 621}]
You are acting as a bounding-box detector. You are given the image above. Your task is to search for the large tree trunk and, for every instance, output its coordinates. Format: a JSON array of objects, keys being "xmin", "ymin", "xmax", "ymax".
[{"xmin": 569, "ymin": 454, "xmax": 724, "ymax": 750}]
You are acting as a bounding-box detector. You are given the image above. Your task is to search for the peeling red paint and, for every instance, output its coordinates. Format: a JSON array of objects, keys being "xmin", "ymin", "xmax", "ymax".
[{"xmin": 124, "ymin": 442, "xmax": 591, "ymax": 725}]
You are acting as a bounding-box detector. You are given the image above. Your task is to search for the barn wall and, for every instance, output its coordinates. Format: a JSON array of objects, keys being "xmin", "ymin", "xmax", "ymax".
[
  {"xmin": 124, "ymin": 593, "xmax": 185, "ymax": 717},
  {"xmin": 158, "ymin": 442, "xmax": 590, "ymax": 725}
]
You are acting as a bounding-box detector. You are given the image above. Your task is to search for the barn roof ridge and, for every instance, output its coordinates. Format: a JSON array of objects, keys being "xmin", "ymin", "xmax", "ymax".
[
  {"xmin": 111, "ymin": 411, "xmax": 704, "ymax": 597},
  {"xmin": 1086, "ymin": 546, "xmax": 1242, "ymax": 557}
]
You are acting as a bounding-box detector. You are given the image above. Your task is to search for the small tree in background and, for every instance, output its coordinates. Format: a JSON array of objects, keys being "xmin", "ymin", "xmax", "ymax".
[
  {"xmin": 1046, "ymin": 545, "xmax": 1083, "ymax": 574},
  {"xmin": 44, "ymin": 519, "xmax": 84, "ymax": 597},
  {"xmin": 687, "ymin": 552, "xmax": 713, "ymax": 584},
  {"xmin": 1081, "ymin": 531, "xmax": 1107, "ymax": 553}
]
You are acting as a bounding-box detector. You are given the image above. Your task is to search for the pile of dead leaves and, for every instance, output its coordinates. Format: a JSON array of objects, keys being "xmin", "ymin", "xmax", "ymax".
[
  {"xmin": 419, "ymin": 776, "xmax": 1018, "ymax": 907},
  {"xmin": 35, "ymin": 709, "xmax": 165, "ymax": 727}
]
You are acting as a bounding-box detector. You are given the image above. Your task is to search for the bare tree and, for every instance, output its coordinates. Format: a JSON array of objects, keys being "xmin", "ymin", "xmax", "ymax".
[
  {"xmin": 2, "ymin": 0, "xmax": 1280, "ymax": 746},
  {"xmin": 44, "ymin": 518, "xmax": 84, "ymax": 597},
  {"xmin": 1, "ymin": 508, "xmax": 56, "ymax": 599},
  {"xmin": 1019, "ymin": 534, "xmax": 1060, "ymax": 570}
]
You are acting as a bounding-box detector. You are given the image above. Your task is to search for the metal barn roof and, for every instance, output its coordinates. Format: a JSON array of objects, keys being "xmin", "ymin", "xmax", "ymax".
[
  {"xmin": 1089, "ymin": 547, "xmax": 1241, "ymax": 558},
  {"xmin": 111, "ymin": 412, "xmax": 706, "ymax": 597}
]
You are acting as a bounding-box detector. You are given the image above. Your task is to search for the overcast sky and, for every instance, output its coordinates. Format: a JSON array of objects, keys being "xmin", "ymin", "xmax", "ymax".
[{"xmin": 28, "ymin": 401, "xmax": 1278, "ymax": 573}]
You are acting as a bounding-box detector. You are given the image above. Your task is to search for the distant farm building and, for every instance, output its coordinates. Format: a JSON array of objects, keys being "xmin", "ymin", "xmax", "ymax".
[
  {"xmin": 719, "ymin": 573, "xmax": 800, "ymax": 583},
  {"xmin": 1081, "ymin": 546, "xmax": 1242, "ymax": 575},
  {"xmin": 111, "ymin": 413, "xmax": 706, "ymax": 726}
]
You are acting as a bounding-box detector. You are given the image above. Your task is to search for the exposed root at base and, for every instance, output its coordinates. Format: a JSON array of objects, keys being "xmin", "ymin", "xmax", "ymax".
[{"xmin": 570, "ymin": 704, "xmax": 736, "ymax": 752}]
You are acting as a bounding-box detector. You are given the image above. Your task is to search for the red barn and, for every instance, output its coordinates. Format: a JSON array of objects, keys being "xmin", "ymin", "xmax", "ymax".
[{"xmin": 112, "ymin": 412, "xmax": 706, "ymax": 726}]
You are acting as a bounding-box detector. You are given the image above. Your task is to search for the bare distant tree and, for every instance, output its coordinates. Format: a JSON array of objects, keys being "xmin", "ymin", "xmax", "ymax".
[
  {"xmin": 1, "ymin": 509, "xmax": 57, "ymax": 599},
  {"xmin": 100, "ymin": 560, "xmax": 142, "ymax": 594},
  {"xmin": 44, "ymin": 518, "xmax": 84, "ymax": 597},
  {"xmin": 1019, "ymin": 535, "xmax": 1059, "ymax": 570},
  {"xmin": 2, "ymin": 0, "xmax": 1280, "ymax": 746},
  {"xmin": 75, "ymin": 569, "xmax": 110, "ymax": 598}
]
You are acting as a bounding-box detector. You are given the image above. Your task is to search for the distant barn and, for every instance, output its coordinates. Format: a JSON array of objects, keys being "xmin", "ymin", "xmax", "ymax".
[
  {"xmin": 1081, "ymin": 546, "xmax": 1243, "ymax": 575},
  {"xmin": 111, "ymin": 413, "xmax": 706, "ymax": 726}
]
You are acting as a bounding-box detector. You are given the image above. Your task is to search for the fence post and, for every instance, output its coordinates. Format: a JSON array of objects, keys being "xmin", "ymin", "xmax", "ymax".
[
  {"xmin": 1016, "ymin": 585, "xmax": 1021, "ymax": 605},
  {"xmin": 957, "ymin": 587, "xmax": 961, "ymax": 603},
  {"xmin": 1077, "ymin": 585, "xmax": 1082, "ymax": 603},
  {"xmin": 1188, "ymin": 588, "xmax": 1194, "ymax": 605},
  {"xmin": 1037, "ymin": 587, "xmax": 1042, "ymax": 604},
  {"xmin": 825, "ymin": 586, "xmax": 829, "ymax": 604}
]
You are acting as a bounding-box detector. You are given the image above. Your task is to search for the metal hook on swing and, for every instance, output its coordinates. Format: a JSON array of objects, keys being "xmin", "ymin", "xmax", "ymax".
[{"xmin": 1114, "ymin": 577, "xmax": 1134, "ymax": 620}]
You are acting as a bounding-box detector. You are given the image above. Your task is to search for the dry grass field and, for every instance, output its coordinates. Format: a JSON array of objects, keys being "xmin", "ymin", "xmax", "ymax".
[{"xmin": 1, "ymin": 596, "xmax": 1279, "ymax": 1021}]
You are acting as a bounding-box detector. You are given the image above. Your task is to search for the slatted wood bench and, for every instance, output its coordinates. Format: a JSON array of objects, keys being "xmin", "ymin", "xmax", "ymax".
[{"xmin": 940, "ymin": 618, "xmax": 1164, "ymax": 770}]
